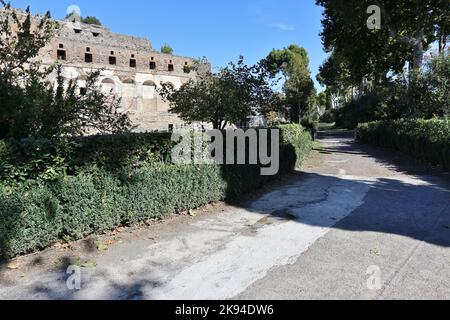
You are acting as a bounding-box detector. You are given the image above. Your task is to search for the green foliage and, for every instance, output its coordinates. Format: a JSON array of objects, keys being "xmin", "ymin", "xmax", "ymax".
[
  {"xmin": 159, "ymin": 56, "xmax": 277, "ymax": 129},
  {"xmin": 420, "ymin": 55, "xmax": 450, "ymax": 116},
  {"xmin": 64, "ymin": 12, "xmax": 81, "ymax": 23},
  {"xmin": 122, "ymin": 164, "xmax": 226, "ymax": 224},
  {"xmin": 0, "ymin": 125, "xmax": 312, "ymax": 258},
  {"xmin": 333, "ymin": 55, "xmax": 450, "ymax": 129},
  {"xmin": 266, "ymin": 45, "xmax": 315, "ymax": 122},
  {"xmin": 81, "ymin": 16, "xmax": 102, "ymax": 26},
  {"xmin": 316, "ymin": 91, "xmax": 332, "ymax": 111},
  {"xmin": 64, "ymin": 12, "xmax": 102, "ymax": 26},
  {"xmin": 316, "ymin": 0, "xmax": 448, "ymax": 87},
  {"xmin": 161, "ymin": 44, "xmax": 174, "ymax": 54},
  {"xmin": 356, "ymin": 119, "xmax": 450, "ymax": 170},
  {"xmin": 278, "ymin": 124, "xmax": 313, "ymax": 167},
  {"xmin": 316, "ymin": 0, "xmax": 449, "ymax": 113},
  {"xmin": 0, "ymin": 183, "xmax": 62, "ymax": 257},
  {"xmin": 0, "ymin": 132, "xmax": 175, "ymax": 185},
  {"xmin": 319, "ymin": 110, "xmax": 335, "ymax": 123},
  {"xmin": 334, "ymin": 90, "xmax": 387, "ymax": 129},
  {"xmin": 0, "ymin": 3, "xmax": 132, "ymax": 139}
]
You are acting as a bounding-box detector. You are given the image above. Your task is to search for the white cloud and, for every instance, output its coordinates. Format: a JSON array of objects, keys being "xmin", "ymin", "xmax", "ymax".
[
  {"xmin": 259, "ymin": 14, "xmax": 296, "ymax": 32},
  {"xmin": 268, "ymin": 22, "xmax": 296, "ymax": 31}
]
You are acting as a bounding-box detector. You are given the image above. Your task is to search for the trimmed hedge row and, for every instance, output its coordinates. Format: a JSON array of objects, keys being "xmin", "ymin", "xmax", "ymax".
[
  {"xmin": 356, "ymin": 119, "xmax": 450, "ymax": 170},
  {"xmin": 0, "ymin": 125, "xmax": 313, "ymax": 258}
]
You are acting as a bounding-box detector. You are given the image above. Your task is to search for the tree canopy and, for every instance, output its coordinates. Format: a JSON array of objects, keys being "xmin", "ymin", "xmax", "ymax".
[
  {"xmin": 159, "ymin": 57, "xmax": 277, "ymax": 129},
  {"xmin": 81, "ymin": 16, "xmax": 102, "ymax": 26},
  {"xmin": 266, "ymin": 45, "xmax": 315, "ymax": 123},
  {"xmin": 316, "ymin": 0, "xmax": 449, "ymax": 88},
  {"xmin": 0, "ymin": 2, "xmax": 131, "ymax": 139},
  {"xmin": 64, "ymin": 12, "xmax": 102, "ymax": 26},
  {"xmin": 161, "ymin": 44, "xmax": 174, "ymax": 54}
]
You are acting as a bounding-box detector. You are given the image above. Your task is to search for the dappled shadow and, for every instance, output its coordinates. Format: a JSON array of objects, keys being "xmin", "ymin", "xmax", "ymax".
[
  {"xmin": 219, "ymin": 128, "xmax": 450, "ymax": 249},
  {"xmin": 2, "ymin": 129, "xmax": 450, "ymax": 300}
]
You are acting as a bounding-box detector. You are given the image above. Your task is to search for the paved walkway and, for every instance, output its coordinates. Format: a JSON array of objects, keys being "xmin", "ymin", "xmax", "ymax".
[{"xmin": 1, "ymin": 130, "xmax": 449, "ymax": 299}]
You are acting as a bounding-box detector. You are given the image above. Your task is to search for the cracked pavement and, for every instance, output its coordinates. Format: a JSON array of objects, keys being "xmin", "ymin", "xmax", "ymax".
[{"xmin": 1, "ymin": 130, "xmax": 449, "ymax": 300}]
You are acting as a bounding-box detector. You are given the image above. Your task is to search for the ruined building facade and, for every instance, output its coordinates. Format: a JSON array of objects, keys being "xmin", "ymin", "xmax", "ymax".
[{"xmin": 38, "ymin": 19, "xmax": 210, "ymax": 131}]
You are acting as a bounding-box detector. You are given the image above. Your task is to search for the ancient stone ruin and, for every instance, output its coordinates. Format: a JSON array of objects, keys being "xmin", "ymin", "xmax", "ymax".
[{"xmin": 38, "ymin": 18, "xmax": 210, "ymax": 131}]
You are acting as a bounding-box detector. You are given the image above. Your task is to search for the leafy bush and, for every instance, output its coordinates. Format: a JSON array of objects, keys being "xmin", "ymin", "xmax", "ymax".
[
  {"xmin": 161, "ymin": 44, "xmax": 174, "ymax": 54},
  {"xmin": 81, "ymin": 16, "xmax": 102, "ymax": 26},
  {"xmin": 334, "ymin": 91, "xmax": 388, "ymax": 129},
  {"xmin": 319, "ymin": 110, "xmax": 335, "ymax": 123},
  {"xmin": 0, "ymin": 184, "xmax": 62, "ymax": 257},
  {"xmin": 334, "ymin": 55, "xmax": 449, "ymax": 129},
  {"xmin": 279, "ymin": 124, "xmax": 313, "ymax": 167},
  {"xmin": 356, "ymin": 119, "xmax": 450, "ymax": 170},
  {"xmin": 0, "ymin": 125, "xmax": 312, "ymax": 258},
  {"xmin": 0, "ymin": 132, "xmax": 175, "ymax": 185}
]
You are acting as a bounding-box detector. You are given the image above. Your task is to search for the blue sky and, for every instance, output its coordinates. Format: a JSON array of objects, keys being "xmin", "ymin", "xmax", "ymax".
[{"xmin": 12, "ymin": 0, "xmax": 327, "ymax": 91}]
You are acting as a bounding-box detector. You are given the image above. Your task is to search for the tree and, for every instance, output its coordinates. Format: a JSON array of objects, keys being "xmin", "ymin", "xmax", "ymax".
[
  {"xmin": 64, "ymin": 12, "xmax": 80, "ymax": 23},
  {"xmin": 159, "ymin": 57, "xmax": 276, "ymax": 130},
  {"xmin": 317, "ymin": 0, "xmax": 449, "ymax": 80},
  {"xmin": 64, "ymin": 12, "xmax": 102, "ymax": 26},
  {"xmin": 317, "ymin": 91, "xmax": 332, "ymax": 111},
  {"xmin": 161, "ymin": 44, "xmax": 174, "ymax": 54},
  {"xmin": 81, "ymin": 16, "xmax": 102, "ymax": 26},
  {"xmin": 266, "ymin": 45, "xmax": 315, "ymax": 123},
  {"xmin": 393, "ymin": 54, "xmax": 450, "ymax": 118},
  {"xmin": 0, "ymin": 2, "xmax": 131, "ymax": 139}
]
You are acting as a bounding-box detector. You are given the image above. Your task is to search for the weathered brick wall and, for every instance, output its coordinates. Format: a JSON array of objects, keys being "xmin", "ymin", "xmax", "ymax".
[{"xmin": 37, "ymin": 19, "xmax": 210, "ymax": 131}]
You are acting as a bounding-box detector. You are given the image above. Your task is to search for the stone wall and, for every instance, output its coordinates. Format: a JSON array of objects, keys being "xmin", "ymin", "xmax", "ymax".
[{"xmin": 38, "ymin": 19, "xmax": 210, "ymax": 132}]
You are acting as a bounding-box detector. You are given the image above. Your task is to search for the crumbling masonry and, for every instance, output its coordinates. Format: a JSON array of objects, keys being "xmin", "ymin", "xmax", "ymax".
[{"xmin": 37, "ymin": 19, "xmax": 210, "ymax": 131}]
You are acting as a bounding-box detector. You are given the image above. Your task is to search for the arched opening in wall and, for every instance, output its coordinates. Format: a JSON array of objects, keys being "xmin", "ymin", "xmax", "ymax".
[
  {"xmin": 101, "ymin": 78, "xmax": 115, "ymax": 94},
  {"xmin": 121, "ymin": 78, "xmax": 137, "ymax": 111},
  {"xmin": 122, "ymin": 78, "xmax": 135, "ymax": 84},
  {"xmin": 142, "ymin": 80, "xmax": 157, "ymax": 111},
  {"xmin": 142, "ymin": 80, "xmax": 157, "ymax": 99},
  {"xmin": 168, "ymin": 63, "xmax": 174, "ymax": 72}
]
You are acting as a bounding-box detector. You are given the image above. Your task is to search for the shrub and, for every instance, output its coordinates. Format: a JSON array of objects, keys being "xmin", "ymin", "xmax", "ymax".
[
  {"xmin": 334, "ymin": 91, "xmax": 388, "ymax": 129},
  {"xmin": 279, "ymin": 124, "xmax": 313, "ymax": 167},
  {"xmin": 0, "ymin": 184, "xmax": 61, "ymax": 258},
  {"xmin": 319, "ymin": 110, "xmax": 335, "ymax": 123},
  {"xmin": 0, "ymin": 125, "xmax": 312, "ymax": 258},
  {"xmin": 356, "ymin": 119, "xmax": 450, "ymax": 170},
  {"xmin": 121, "ymin": 164, "xmax": 226, "ymax": 224},
  {"xmin": 161, "ymin": 44, "xmax": 174, "ymax": 54}
]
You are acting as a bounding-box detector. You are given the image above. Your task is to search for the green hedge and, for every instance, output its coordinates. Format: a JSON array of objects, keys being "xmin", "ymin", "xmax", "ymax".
[
  {"xmin": 356, "ymin": 119, "xmax": 450, "ymax": 170},
  {"xmin": 0, "ymin": 125, "xmax": 312, "ymax": 259}
]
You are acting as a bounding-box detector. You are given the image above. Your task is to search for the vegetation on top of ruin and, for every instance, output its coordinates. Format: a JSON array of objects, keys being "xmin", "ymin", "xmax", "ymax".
[
  {"xmin": 64, "ymin": 12, "xmax": 102, "ymax": 26},
  {"xmin": 161, "ymin": 44, "xmax": 174, "ymax": 54},
  {"xmin": 81, "ymin": 16, "xmax": 102, "ymax": 26}
]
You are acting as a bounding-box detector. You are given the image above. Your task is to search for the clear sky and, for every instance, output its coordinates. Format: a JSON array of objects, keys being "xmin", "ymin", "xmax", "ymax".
[{"xmin": 12, "ymin": 0, "xmax": 327, "ymax": 91}]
